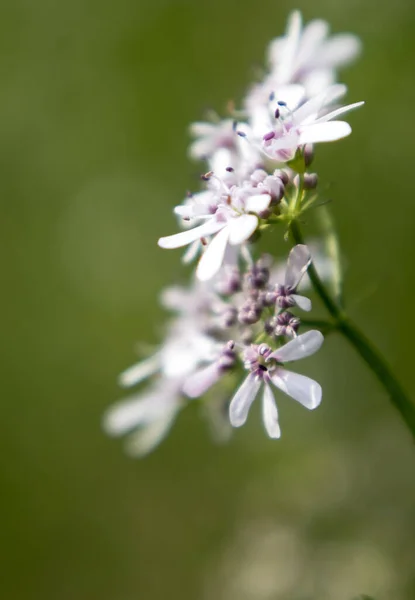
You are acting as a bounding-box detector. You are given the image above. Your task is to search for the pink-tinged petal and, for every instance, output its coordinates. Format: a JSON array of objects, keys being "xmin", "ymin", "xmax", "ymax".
[
  {"xmin": 262, "ymin": 383, "xmax": 281, "ymax": 438},
  {"xmin": 270, "ymin": 368, "xmax": 322, "ymax": 410},
  {"xmin": 285, "ymin": 244, "xmax": 311, "ymax": 289},
  {"xmin": 269, "ymin": 330, "xmax": 324, "ymax": 363},
  {"xmin": 182, "ymin": 363, "xmax": 222, "ymax": 398},
  {"xmin": 229, "ymin": 374, "xmax": 261, "ymax": 427},
  {"xmin": 118, "ymin": 354, "xmax": 161, "ymax": 388},
  {"xmin": 228, "ymin": 214, "xmax": 258, "ymax": 245},
  {"xmin": 315, "ymin": 101, "xmax": 364, "ymax": 124},
  {"xmin": 244, "ymin": 193, "xmax": 272, "ymax": 213},
  {"xmin": 158, "ymin": 219, "xmax": 225, "ymax": 249},
  {"xmin": 196, "ymin": 227, "xmax": 230, "ymax": 281},
  {"xmin": 292, "ymin": 294, "xmax": 312, "ymax": 312},
  {"xmin": 298, "ymin": 121, "xmax": 351, "ymax": 145}
]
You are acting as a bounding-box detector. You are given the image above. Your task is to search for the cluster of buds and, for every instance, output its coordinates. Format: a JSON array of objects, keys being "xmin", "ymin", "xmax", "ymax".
[{"xmin": 104, "ymin": 11, "xmax": 363, "ymax": 456}]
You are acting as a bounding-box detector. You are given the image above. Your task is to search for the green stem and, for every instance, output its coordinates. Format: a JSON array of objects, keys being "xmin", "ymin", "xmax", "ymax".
[{"xmin": 290, "ymin": 219, "xmax": 415, "ymax": 440}]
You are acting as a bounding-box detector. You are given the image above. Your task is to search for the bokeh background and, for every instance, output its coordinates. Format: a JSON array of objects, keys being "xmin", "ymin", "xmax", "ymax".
[{"xmin": 1, "ymin": 0, "xmax": 415, "ymax": 599}]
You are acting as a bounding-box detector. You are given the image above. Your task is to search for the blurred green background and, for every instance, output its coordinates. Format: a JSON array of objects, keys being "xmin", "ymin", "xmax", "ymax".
[{"xmin": 1, "ymin": 0, "xmax": 415, "ymax": 599}]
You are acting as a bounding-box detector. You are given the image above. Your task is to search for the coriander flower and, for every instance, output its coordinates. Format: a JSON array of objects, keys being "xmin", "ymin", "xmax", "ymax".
[
  {"xmin": 273, "ymin": 244, "xmax": 312, "ymax": 312},
  {"xmin": 158, "ymin": 174, "xmax": 273, "ymax": 281},
  {"xmin": 248, "ymin": 84, "xmax": 363, "ymax": 162},
  {"xmin": 229, "ymin": 330, "xmax": 323, "ymax": 438}
]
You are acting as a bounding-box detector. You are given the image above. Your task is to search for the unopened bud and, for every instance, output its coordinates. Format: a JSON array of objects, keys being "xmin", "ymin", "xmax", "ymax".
[
  {"xmin": 303, "ymin": 144, "xmax": 314, "ymax": 167},
  {"xmin": 304, "ymin": 173, "xmax": 318, "ymax": 190}
]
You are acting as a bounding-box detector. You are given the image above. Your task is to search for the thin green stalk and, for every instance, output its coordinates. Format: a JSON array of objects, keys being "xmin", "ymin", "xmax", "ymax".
[{"xmin": 290, "ymin": 218, "xmax": 415, "ymax": 440}]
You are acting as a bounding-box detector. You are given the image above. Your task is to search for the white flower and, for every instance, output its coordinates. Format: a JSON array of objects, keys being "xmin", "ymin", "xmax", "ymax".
[
  {"xmin": 248, "ymin": 84, "xmax": 363, "ymax": 162},
  {"xmin": 229, "ymin": 330, "xmax": 323, "ymax": 438},
  {"xmin": 267, "ymin": 10, "xmax": 361, "ymax": 97},
  {"xmin": 158, "ymin": 176, "xmax": 272, "ymax": 281}
]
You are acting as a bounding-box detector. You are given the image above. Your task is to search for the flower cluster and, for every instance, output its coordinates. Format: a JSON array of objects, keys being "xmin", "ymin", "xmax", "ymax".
[{"xmin": 103, "ymin": 11, "xmax": 363, "ymax": 456}]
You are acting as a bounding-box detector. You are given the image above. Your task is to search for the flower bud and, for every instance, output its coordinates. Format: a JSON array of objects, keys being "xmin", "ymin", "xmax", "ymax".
[{"xmin": 304, "ymin": 173, "xmax": 318, "ymax": 190}]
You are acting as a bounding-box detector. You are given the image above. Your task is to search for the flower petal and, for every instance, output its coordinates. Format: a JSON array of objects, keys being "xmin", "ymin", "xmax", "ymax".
[
  {"xmin": 269, "ymin": 330, "xmax": 324, "ymax": 363},
  {"xmin": 292, "ymin": 294, "xmax": 312, "ymax": 312},
  {"xmin": 285, "ymin": 244, "xmax": 311, "ymax": 289},
  {"xmin": 158, "ymin": 219, "xmax": 225, "ymax": 249},
  {"xmin": 124, "ymin": 406, "xmax": 178, "ymax": 457},
  {"xmin": 118, "ymin": 354, "xmax": 161, "ymax": 388},
  {"xmin": 228, "ymin": 214, "xmax": 258, "ymax": 245},
  {"xmin": 182, "ymin": 363, "xmax": 222, "ymax": 398},
  {"xmin": 296, "ymin": 19, "xmax": 329, "ymax": 66},
  {"xmin": 293, "ymin": 84, "xmax": 347, "ymax": 124},
  {"xmin": 196, "ymin": 227, "xmax": 230, "ymax": 281},
  {"xmin": 298, "ymin": 121, "xmax": 351, "ymax": 145},
  {"xmin": 229, "ymin": 374, "xmax": 261, "ymax": 427},
  {"xmin": 262, "ymin": 383, "xmax": 281, "ymax": 438},
  {"xmin": 271, "ymin": 368, "xmax": 322, "ymax": 410},
  {"xmin": 315, "ymin": 101, "xmax": 364, "ymax": 124},
  {"xmin": 244, "ymin": 193, "xmax": 272, "ymax": 213},
  {"xmin": 316, "ymin": 34, "xmax": 361, "ymax": 68},
  {"xmin": 103, "ymin": 396, "xmax": 156, "ymax": 436}
]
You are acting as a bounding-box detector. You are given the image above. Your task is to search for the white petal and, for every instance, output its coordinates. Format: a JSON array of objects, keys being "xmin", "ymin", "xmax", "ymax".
[
  {"xmin": 189, "ymin": 121, "xmax": 216, "ymax": 136},
  {"xmin": 269, "ymin": 330, "xmax": 324, "ymax": 363},
  {"xmin": 271, "ymin": 368, "xmax": 322, "ymax": 410},
  {"xmin": 244, "ymin": 193, "xmax": 272, "ymax": 213},
  {"xmin": 270, "ymin": 84, "xmax": 305, "ymax": 111},
  {"xmin": 292, "ymin": 294, "xmax": 312, "ymax": 312},
  {"xmin": 182, "ymin": 363, "xmax": 222, "ymax": 398},
  {"xmin": 298, "ymin": 121, "xmax": 351, "ymax": 145},
  {"xmin": 197, "ymin": 227, "xmax": 230, "ymax": 281},
  {"xmin": 103, "ymin": 397, "xmax": 153, "ymax": 436},
  {"xmin": 273, "ymin": 11, "xmax": 302, "ymax": 82},
  {"xmin": 125, "ymin": 407, "xmax": 178, "ymax": 457},
  {"xmin": 315, "ymin": 34, "xmax": 361, "ymax": 68},
  {"xmin": 296, "ymin": 19, "xmax": 329, "ymax": 67},
  {"xmin": 228, "ymin": 214, "xmax": 258, "ymax": 245},
  {"xmin": 118, "ymin": 354, "xmax": 160, "ymax": 388},
  {"xmin": 182, "ymin": 239, "xmax": 201, "ymax": 264},
  {"xmin": 229, "ymin": 374, "xmax": 261, "ymax": 427},
  {"xmin": 285, "ymin": 244, "xmax": 311, "ymax": 289},
  {"xmin": 315, "ymin": 101, "xmax": 364, "ymax": 124},
  {"xmin": 262, "ymin": 383, "xmax": 281, "ymax": 438},
  {"xmin": 293, "ymin": 84, "xmax": 346, "ymax": 124},
  {"xmin": 158, "ymin": 219, "xmax": 225, "ymax": 249}
]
